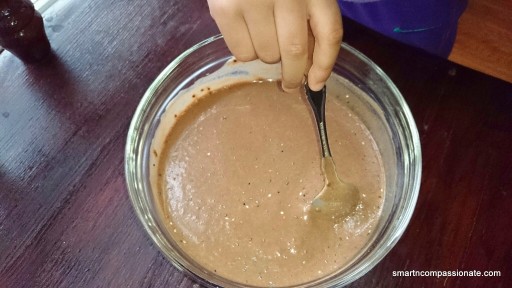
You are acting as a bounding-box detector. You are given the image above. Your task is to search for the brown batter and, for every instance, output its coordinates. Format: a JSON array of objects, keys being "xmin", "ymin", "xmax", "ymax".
[{"xmin": 155, "ymin": 81, "xmax": 384, "ymax": 287}]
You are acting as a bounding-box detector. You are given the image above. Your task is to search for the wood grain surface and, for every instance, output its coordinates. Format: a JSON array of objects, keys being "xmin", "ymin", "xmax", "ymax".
[
  {"xmin": 449, "ymin": 0, "xmax": 512, "ymax": 84},
  {"xmin": 1, "ymin": 0, "xmax": 511, "ymax": 287}
]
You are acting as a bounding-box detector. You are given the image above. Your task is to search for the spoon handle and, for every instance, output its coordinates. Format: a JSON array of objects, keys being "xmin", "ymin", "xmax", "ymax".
[{"xmin": 305, "ymin": 84, "xmax": 332, "ymax": 158}]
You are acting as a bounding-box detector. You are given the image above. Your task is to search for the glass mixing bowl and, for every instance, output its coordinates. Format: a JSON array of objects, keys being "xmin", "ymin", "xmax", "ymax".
[{"xmin": 125, "ymin": 35, "xmax": 421, "ymax": 287}]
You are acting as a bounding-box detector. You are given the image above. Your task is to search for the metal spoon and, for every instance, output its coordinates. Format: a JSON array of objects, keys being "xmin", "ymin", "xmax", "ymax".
[{"xmin": 305, "ymin": 84, "xmax": 360, "ymax": 220}]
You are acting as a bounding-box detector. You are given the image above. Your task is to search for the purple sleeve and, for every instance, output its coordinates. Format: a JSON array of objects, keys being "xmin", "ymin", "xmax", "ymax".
[{"xmin": 338, "ymin": 0, "xmax": 468, "ymax": 57}]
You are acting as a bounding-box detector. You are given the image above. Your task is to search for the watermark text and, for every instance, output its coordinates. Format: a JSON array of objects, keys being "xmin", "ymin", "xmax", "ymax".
[{"xmin": 392, "ymin": 270, "xmax": 501, "ymax": 278}]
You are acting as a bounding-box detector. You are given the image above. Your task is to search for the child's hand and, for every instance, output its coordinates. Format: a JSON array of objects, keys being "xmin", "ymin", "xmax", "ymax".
[{"xmin": 207, "ymin": 0, "xmax": 342, "ymax": 92}]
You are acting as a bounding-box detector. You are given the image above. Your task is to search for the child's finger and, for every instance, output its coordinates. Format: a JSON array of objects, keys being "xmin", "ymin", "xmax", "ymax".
[
  {"xmin": 275, "ymin": 0, "xmax": 309, "ymax": 92},
  {"xmin": 307, "ymin": 0, "xmax": 343, "ymax": 91},
  {"xmin": 208, "ymin": 0, "xmax": 257, "ymax": 61},
  {"xmin": 243, "ymin": 2, "xmax": 280, "ymax": 63}
]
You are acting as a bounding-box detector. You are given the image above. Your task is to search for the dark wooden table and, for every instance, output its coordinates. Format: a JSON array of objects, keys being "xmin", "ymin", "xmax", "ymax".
[{"xmin": 1, "ymin": 0, "xmax": 511, "ymax": 287}]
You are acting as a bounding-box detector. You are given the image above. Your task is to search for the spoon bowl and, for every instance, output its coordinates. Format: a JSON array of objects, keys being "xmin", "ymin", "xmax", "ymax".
[{"xmin": 311, "ymin": 157, "xmax": 360, "ymax": 219}]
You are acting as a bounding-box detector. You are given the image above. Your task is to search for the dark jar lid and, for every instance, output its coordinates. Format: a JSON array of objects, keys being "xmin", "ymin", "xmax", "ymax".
[{"xmin": 0, "ymin": 0, "xmax": 51, "ymax": 63}]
